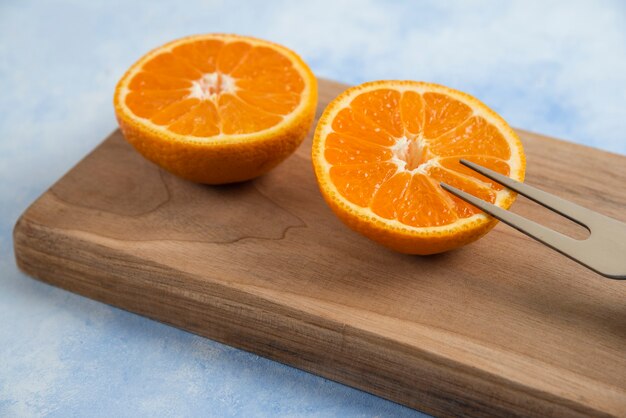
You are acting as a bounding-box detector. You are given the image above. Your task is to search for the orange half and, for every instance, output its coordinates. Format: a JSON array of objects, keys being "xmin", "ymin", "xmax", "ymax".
[
  {"xmin": 312, "ymin": 81, "xmax": 526, "ymax": 254},
  {"xmin": 114, "ymin": 34, "xmax": 317, "ymax": 184}
]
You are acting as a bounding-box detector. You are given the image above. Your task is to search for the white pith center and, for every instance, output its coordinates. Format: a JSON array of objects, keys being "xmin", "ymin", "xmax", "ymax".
[
  {"xmin": 390, "ymin": 135, "xmax": 434, "ymax": 173},
  {"xmin": 188, "ymin": 73, "xmax": 236, "ymax": 100}
]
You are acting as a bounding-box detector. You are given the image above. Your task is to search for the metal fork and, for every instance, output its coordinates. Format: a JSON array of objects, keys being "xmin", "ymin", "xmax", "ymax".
[{"xmin": 440, "ymin": 159, "xmax": 626, "ymax": 280}]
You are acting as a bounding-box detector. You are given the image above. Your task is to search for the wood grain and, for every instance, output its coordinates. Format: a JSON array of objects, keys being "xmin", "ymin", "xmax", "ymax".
[{"xmin": 13, "ymin": 79, "xmax": 626, "ymax": 417}]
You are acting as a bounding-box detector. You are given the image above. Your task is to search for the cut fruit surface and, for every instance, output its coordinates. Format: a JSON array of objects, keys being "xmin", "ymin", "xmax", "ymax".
[
  {"xmin": 312, "ymin": 81, "xmax": 526, "ymax": 255},
  {"xmin": 114, "ymin": 34, "xmax": 317, "ymax": 184}
]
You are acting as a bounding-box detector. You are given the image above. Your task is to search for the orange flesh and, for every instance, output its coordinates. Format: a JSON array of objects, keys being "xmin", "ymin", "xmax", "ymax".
[
  {"xmin": 124, "ymin": 40, "xmax": 305, "ymax": 136},
  {"xmin": 325, "ymin": 89, "xmax": 513, "ymax": 227}
]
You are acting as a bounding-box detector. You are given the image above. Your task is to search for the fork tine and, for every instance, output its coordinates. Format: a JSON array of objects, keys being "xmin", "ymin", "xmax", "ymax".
[
  {"xmin": 440, "ymin": 183, "xmax": 581, "ymax": 259},
  {"xmin": 460, "ymin": 159, "xmax": 595, "ymax": 227}
]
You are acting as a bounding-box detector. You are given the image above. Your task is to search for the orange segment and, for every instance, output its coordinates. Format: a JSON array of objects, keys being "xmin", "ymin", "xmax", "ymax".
[
  {"xmin": 233, "ymin": 47, "xmax": 305, "ymax": 94},
  {"xmin": 114, "ymin": 34, "xmax": 317, "ymax": 184},
  {"xmin": 423, "ymin": 92, "xmax": 473, "ymax": 138},
  {"xmin": 428, "ymin": 116, "xmax": 512, "ymax": 159},
  {"xmin": 438, "ymin": 156, "xmax": 510, "ymax": 190},
  {"xmin": 128, "ymin": 72, "xmax": 192, "ymax": 91},
  {"xmin": 125, "ymin": 90, "xmax": 188, "ymax": 118},
  {"xmin": 350, "ymin": 89, "xmax": 404, "ymax": 138},
  {"xmin": 395, "ymin": 174, "xmax": 458, "ymax": 227},
  {"xmin": 236, "ymin": 91, "xmax": 300, "ymax": 115},
  {"xmin": 400, "ymin": 91, "xmax": 425, "ymax": 135},
  {"xmin": 141, "ymin": 52, "xmax": 203, "ymax": 79},
  {"xmin": 332, "ymin": 108, "xmax": 396, "ymax": 146},
  {"xmin": 217, "ymin": 41, "xmax": 252, "ymax": 73},
  {"xmin": 171, "ymin": 40, "xmax": 223, "ymax": 73},
  {"xmin": 168, "ymin": 101, "xmax": 220, "ymax": 136},
  {"xmin": 329, "ymin": 162, "xmax": 397, "ymax": 207},
  {"xmin": 312, "ymin": 80, "xmax": 525, "ymax": 255},
  {"xmin": 370, "ymin": 172, "xmax": 412, "ymax": 219},
  {"xmin": 218, "ymin": 94, "xmax": 282, "ymax": 135},
  {"xmin": 150, "ymin": 99, "xmax": 200, "ymax": 125},
  {"xmin": 425, "ymin": 165, "xmax": 496, "ymax": 218},
  {"xmin": 324, "ymin": 133, "xmax": 392, "ymax": 166}
]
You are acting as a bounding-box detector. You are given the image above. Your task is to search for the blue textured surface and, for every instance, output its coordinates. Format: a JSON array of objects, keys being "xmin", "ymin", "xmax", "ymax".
[{"xmin": 1, "ymin": 1, "xmax": 625, "ymax": 417}]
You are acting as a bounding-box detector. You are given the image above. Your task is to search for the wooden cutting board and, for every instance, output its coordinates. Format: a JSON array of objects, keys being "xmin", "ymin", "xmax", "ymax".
[{"xmin": 14, "ymin": 79, "xmax": 626, "ymax": 417}]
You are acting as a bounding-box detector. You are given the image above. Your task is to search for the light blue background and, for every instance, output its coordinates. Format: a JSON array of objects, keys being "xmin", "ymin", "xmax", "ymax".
[{"xmin": 1, "ymin": 1, "xmax": 625, "ymax": 417}]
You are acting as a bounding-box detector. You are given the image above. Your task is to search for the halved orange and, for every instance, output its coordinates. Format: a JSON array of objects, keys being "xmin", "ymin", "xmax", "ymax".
[
  {"xmin": 312, "ymin": 81, "xmax": 526, "ymax": 255},
  {"xmin": 114, "ymin": 34, "xmax": 317, "ymax": 184}
]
